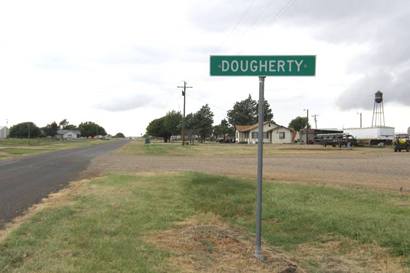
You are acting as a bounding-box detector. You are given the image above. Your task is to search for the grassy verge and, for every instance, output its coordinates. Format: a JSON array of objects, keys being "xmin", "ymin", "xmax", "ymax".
[
  {"xmin": 1, "ymin": 172, "xmax": 409, "ymax": 272},
  {"xmin": 119, "ymin": 139, "xmax": 391, "ymax": 157},
  {"xmin": 0, "ymin": 138, "xmax": 107, "ymax": 160}
]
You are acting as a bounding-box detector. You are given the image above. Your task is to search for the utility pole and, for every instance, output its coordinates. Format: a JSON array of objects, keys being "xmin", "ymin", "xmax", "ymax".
[
  {"xmin": 357, "ymin": 112, "xmax": 362, "ymax": 128},
  {"xmin": 304, "ymin": 109, "xmax": 309, "ymax": 144},
  {"xmin": 312, "ymin": 114, "xmax": 318, "ymax": 129},
  {"xmin": 177, "ymin": 81, "xmax": 192, "ymax": 145}
]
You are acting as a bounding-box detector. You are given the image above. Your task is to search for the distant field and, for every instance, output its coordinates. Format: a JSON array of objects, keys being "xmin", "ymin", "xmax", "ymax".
[
  {"xmin": 0, "ymin": 172, "xmax": 408, "ymax": 272},
  {"xmin": 0, "ymin": 138, "xmax": 107, "ymax": 160}
]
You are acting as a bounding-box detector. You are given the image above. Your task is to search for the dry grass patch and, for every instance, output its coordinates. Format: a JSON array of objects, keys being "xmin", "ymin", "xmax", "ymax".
[
  {"xmin": 146, "ymin": 213, "xmax": 305, "ymax": 273},
  {"xmin": 295, "ymin": 239, "xmax": 408, "ymax": 273}
]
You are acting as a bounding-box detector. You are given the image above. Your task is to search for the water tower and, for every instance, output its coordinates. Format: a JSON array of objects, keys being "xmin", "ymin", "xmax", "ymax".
[{"xmin": 371, "ymin": 91, "xmax": 385, "ymax": 127}]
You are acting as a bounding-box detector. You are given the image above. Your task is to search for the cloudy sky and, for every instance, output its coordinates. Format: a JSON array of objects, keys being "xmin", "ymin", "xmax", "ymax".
[{"xmin": 1, "ymin": 0, "xmax": 409, "ymax": 136}]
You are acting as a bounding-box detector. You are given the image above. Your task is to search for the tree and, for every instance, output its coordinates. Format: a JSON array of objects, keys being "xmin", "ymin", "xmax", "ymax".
[
  {"xmin": 213, "ymin": 119, "xmax": 234, "ymax": 142},
  {"xmin": 58, "ymin": 119, "xmax": 77, "ymax": 130},
  {"xmin": 163, "ymin": 111, "xmax": 182, "ymax": 139},
  {"xmin": 9, "ymin": 122, "xmax": 41, "ymax": 138},
  {"xmin": 184, "ymin": 113, "xmax": 197, "ymax": 143},
  {"xmin": 42, "ymin": 121, "xmax": 59, "ymax": 137},
  {"xmin": 59, "ymin": 119, "xmax": 69, "ymax": 129},
  {"xmin": 64, "ymin": 124, "xmax": 78, "ymax": 130},
  {"xmin": 146, "ymin": 111, "xmax": 182, "ymax": 142},
  {"xmin": 227, "ymin": 94, "xmax": 257, "ymax": 126},
  {"xmin": 78, "ymin": 122, "xmax": 107, "ymax": 137},
  {"xmin": 256, "ymin": 99, "xmax": 274, "ymax": 122},
  {"xmin": 227, "ymin": 94, "xmax": 273, "ymax": 126},
  {"xmin": 193, "ymin": 104, "xmax": 214, "ymax": 142},
  {"xmin": 146, "ymin": 117, "xmax": 165, "ymax": 140},
  {"xmin": 288, "ymin": 116, "xmax": 310, "ymax": 132},
  {"xmin": 114, "ymin": 132, "xmax": 125, "ymax": 138}
]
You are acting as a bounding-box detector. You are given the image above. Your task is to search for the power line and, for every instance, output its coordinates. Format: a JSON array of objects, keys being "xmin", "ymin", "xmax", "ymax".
[
  {"xmin": 234, "ymin": 0, "xmax": 298, "ymax": 53},
  {"xmin": 218, "ymin": 0, "xmax": 257, "ymax": 49}
]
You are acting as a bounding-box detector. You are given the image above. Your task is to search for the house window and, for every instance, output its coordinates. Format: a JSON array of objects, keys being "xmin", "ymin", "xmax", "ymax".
[
  {"xmin": 279, "ymin": 132, "xmax": 286, "ymax": 139},
  {"xmin": 251, "ymin": 132, "xmax": 268, "ymax": 139}
]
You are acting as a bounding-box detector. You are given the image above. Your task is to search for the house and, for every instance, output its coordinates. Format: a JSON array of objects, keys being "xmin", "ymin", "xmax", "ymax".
[
  {"xmin": 56, "ymin": 129, "xmax": 81, "ymax": 140},
  {"xmin": 235, "ymin": 121, "xmax": 295, "ymax": 144},
  {"xmin": 0, "ymin": 126, "xmax": 8, "ymax": 139}
]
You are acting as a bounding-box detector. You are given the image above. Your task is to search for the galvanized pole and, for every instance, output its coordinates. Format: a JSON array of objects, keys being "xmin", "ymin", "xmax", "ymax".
[
  {"xmin": 306, "ymin": 109, "xmax": 309, "ymax": 144},
  {"xmin": 182, "ymin": 82, "xmax": 186, "ymax": 146},
  {"xmin": 255, "ymin": 76, "xmax": 265, "ymax": 259}
]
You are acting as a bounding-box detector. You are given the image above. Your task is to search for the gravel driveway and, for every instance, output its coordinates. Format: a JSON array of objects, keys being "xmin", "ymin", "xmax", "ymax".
[{"xmin": 85, "ymin": 148, "xmax": 410, "ymax": 191}]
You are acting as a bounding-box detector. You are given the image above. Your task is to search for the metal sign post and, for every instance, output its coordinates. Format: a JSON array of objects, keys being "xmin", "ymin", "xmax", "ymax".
[
  {"xmin": 209, "ymin": 55, "xmax": 315, "ymax": 261},
  {"xmin": 255, "ymin": 76, "xmax": 265, "ymax": 259}
]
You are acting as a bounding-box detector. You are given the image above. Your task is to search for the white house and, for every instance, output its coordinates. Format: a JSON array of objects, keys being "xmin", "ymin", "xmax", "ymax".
[
  {"xmin": 56, "ymin": 129, "xmax": 81, "ymax": 140},
  {"xmin": 235, "ymin": 121, "xmax": 295, "ymax": 144},
  {"xmin": 0, "ymin": 126, "xmax": 8, "ymax": 139}
]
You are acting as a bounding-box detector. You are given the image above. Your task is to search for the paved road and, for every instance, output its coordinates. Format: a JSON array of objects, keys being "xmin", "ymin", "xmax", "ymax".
[{"xmin": 0, "ymin": 139, "xmax": 128, "ymax": 227}]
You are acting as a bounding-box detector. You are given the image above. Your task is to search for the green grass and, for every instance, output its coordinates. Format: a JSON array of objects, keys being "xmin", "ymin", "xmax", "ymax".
[
  {"xmin": 0, "ymin": 138, "xmax": 106, "ymax": 159},
  {"xmin": 1, "ymin": 172, "xmax": 409, "ymax": 272}
]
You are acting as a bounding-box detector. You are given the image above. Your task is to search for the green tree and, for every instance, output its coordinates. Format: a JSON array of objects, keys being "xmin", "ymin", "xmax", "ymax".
[
  {"xmin": 213, "ymin": 119, "xmax": 234, "ymax": 142},
  {"xmin": 78, "ymin": 122, "xmax": 107, "ymax": 137},
  {"xmin": 184, "ymin": 113, "xmax": 197, "ymax": 143},
  {"xmin": 58, "ymin": 119, "xmax": 77, "ymax": 130},
  {"xmin": 193, "ymin": 104, "xmax": 214, "ymax": 142},
  {"xmin": 288, "ymin": 116, "xmax": 310, "ymax": 132},
  {"xmin": 64, "ymin": 124, "xmax": 78, "ymax": 130},
  {"xmin": 163, "ymin": 111, "xmax": 182, "ymax": 138},
  {"xmin": 59, "ymin": 119, "xmax": 69, "ymax": 129},
  {"xmin": 42, "ymin": 121, "xmax": 59, "ymax": 137},
  {"xmin": 146, "ymin": 117, "xmax": 165, "ymax": 140},
  {"xmin": 227, "ymin": 94, "xmax": 273, "ymax": 126},
  {"xmin": 114, "ymin": 132, "xmax": 125, "ymax": 138},
  {"xmin": 227, "ymin": 94, "xmax": 257, "ymax": 126},
  {"xmin": 256, "ymin": 99, "xmax": 274, "ymax": 122},
  {"xmin": 146, "ymin": 111, "xmax": 182, "ymax": 142},
  {"xmin": 9, "ymin": 122, "xmax": 41, "ymax": 138}
]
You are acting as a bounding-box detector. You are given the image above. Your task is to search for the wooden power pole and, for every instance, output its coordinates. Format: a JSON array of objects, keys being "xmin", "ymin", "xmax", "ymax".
[{"xmin": 177, "ymin": 81, "xmax": 192, "ymax": 145}]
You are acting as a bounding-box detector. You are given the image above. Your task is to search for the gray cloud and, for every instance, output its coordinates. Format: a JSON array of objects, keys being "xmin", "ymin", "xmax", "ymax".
[
  {"xmin": 192, "ymin": 0, "xmax": 410, "ymax": 109},
  {"xmin": 96, "ymin": 93, "xmax": 153, "ymax": 112}
]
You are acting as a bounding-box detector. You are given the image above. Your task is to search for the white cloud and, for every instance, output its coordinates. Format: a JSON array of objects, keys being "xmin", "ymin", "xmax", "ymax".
[{"xmin": 96, "ymin": 93, "xmax": 154, "ymax": 112}]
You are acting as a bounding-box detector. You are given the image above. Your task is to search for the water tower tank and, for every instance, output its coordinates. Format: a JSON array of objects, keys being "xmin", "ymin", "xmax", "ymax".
[{"xmin": 375, "ymin": 91, "xmax": 383, "ymax": 103}]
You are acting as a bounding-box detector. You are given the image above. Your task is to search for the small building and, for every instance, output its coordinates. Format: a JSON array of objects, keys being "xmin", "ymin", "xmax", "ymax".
[
  {"xmin": 235, "ymin": 121, "xmax": 295, "ymax": 144},
  {"xmin": 0, "ymin": 126, "xmax": 9, "ymax": 139},
  {"xmin": 56, "ymin": 129, "xmax": 81, "ymax": 140}
]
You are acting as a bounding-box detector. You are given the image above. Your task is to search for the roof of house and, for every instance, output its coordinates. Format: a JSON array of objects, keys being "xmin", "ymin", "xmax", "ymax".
[
  {"xmin": 235, "ymin": 124, "xmax": 258, "ymax": 132},
  {"xmin": 57, "ymin": 129, "xmax": 81, "ymax": 135},
  {"xmin": 235, "ymin": 121, "xmax": 283, "ymax": 132}
]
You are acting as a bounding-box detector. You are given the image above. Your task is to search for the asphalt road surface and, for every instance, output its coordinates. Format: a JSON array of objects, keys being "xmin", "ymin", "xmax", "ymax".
[{"xmin": 0, "ymin": 139, "xmax": 128, "ymax": 227}]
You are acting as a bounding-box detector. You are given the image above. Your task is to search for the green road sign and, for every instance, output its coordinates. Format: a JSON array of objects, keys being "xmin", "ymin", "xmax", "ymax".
[{"xmin": 210, "ymin": 55, "xmax": 316, "ymax": 76}]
